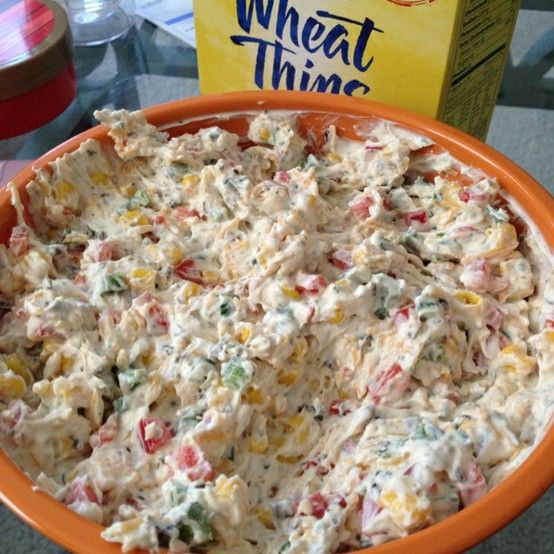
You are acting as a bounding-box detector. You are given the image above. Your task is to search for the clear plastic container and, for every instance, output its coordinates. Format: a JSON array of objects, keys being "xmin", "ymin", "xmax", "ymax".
[{"xmin": 63, "ymin": 0, "xmax": 132, "ymax": 46}]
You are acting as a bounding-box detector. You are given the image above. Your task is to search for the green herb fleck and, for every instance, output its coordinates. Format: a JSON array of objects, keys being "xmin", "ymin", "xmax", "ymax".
[
  {"xmin": 278, "ymin": 540, "xmax": 291, "ymax": 553},
  {"xmin": 487, "ymin": 205, "xmax": 509, "ymax": 223},
  {"xmin": 102, "ymin": 274, "xmax": 127, "ymax": 294},
  {"xmin": 222, "ymin": 359, "xmax": 250, "ymax": 391},
  {"xmin": 178, "ymin": 523, "xmax": 193, "ymax": 544},
  {"xmin": 173, "ymin": 162, "xmax": 190, "ymax": 172},
  {"xmin": 114, "ymin": 396, "xmax": 129, "ymax": 413},
  {"xmin": 127, "ymin": 190, "xmax": 150, "ymax": 210},
  {"xmin": 187, "ymin": 501, "xmax": 213, "ymax": 541},
  {"xmin": 416, "ymin": 296, "xmax": 439, "ymax": 311},
  {"xmin": 301, "ymin": 154, "xmax": 319, "ymax": 170},
  {"xmin": 170, "ymin": 483, "xmax": 188, "ymax": 507},
  {"xmin": 118, "ymin": 368, "xmax": 147, "ymax": 392},
  {"xmin": 374, "ymin": 306, "xmax": 389, "ymax": 320},
  {"xmin": 424, "ymin": 343, "xmax": 445, "ymax": 362},
  {"xmin": 219, "ymin": 301, "xmax": 233, "ymax": 317}
]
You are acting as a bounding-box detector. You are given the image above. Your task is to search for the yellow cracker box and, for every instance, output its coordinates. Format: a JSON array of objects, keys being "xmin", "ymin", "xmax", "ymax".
[{"xmin": 194, "ymin": 0, "xmax": 520, "ymax": 140}]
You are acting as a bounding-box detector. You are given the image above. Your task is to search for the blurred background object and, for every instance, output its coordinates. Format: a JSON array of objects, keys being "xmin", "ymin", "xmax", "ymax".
[
  {"xmin": 0, "ymin": 0, "xmax": 76, "ymax": 143},
  {"xmin": 62, "ymin": 0, "xmax": 132, "ymax": 46}
]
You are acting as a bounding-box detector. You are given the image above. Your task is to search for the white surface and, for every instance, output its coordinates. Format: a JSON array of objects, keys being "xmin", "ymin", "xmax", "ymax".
[{"xmin": 487, "ymin": 105, "xmax": 554, "ymax": 188}]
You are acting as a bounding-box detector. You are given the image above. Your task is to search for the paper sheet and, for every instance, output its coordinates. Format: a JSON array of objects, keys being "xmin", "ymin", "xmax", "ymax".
[{"xmin": 136, "ymin": 0, "xmax": 196, "ymax": 48}]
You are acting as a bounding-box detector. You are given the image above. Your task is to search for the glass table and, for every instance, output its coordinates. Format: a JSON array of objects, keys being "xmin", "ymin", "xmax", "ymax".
[{"xmin": 0, "ymin": 6, "xmax": 552, "ymax": 554}]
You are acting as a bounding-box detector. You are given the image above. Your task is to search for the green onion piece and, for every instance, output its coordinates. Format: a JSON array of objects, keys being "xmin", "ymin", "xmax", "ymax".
[
  {"xmin": 279, "ymin": 540, "xmax": 291, "ymax": 553},
  {"xmin": 221, "ymin": 359, "xmax": 251, "ymax": 391},
  {"xmin": 219, "ymin": 300, "xmax": 233, "ymax": 316},
  {"xmin": 374, "ymin": 306, "xmax": 389, "ymax": 320},
  {"xmin": 170, "ymin": 483, "xmax": 188, "ymax": 507},
  {"xmin": 127, "ymin": 190, "xmax": 150, "ymax": 209},
  {"xmin": 118, "ymin": 368, "xmax": 147, "ymax": 392},
  {"xmin": 487, "ymin": 205, "xmax": 509, "ymax": 223},
  {"xmin": 425, "ymin": 343, "xmax": 445, "ymax": 362},
  {"xmin": 178, "ymin": 524, "xmax": 193, "ymax": 544},
  {"xmin": 187, "ymin": 501, "xmax": 213, "ymax": 541},
  {"xmin": 173, "ymin": 162, "xmax": 190, "ymax": 172},
  {"xmin": 114, "ymin": 396, "xmax": 129, "ymax": 413},
  {"xmin": 102, "ymin": 274, "xmax": 128, "ymax": 294}
]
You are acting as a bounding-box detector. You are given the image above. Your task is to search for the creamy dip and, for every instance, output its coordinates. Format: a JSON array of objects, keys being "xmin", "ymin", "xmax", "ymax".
[{"xmin": 0, "ymin": 110, "xmax": 552, "ymax": 553}]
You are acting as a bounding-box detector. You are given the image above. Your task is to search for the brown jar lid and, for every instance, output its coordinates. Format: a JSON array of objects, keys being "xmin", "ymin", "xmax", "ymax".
[{"xmin": 0, "ymin": 0, "xmax": 73, "ymax": 101}]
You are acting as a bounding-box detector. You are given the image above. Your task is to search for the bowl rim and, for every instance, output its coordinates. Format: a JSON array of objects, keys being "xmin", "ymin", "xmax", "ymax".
[{"xmin": 0, "ymin": 90, "xmax": 552, "ymax": 554}]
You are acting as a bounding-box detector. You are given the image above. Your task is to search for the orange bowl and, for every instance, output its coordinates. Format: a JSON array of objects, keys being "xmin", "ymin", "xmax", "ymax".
[{"xmin": 0, "ymin": 90, "xmax": 553, "ymax": 554}]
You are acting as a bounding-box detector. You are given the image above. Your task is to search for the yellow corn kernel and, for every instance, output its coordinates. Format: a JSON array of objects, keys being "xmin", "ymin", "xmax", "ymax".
[
  {"xmin": 338, "ymin": 389, "xmax": 350, "ymax": 400},
  {"xmin": 4, "ymin": 354, "xmax": 32, "ymax": 385},
  {"xmin": 42, "ymin": 338, "xmax": 60, "ymax": 354},
  {"xmin": 290, "ymin": 338, "xmax": 307, "ymax": 365},
  {"xmin": 90, "ymin": 171, "xmax": 110, "ymax": 186},
  {"xmin": 130, "ymin": 267, "xmax": 155, "ymax": 280},
  {"xmin": 287, "ymin": 413, "xmax": 304, "ymax": 429},
  {"xmin": 271, "ymin": 437, "xmax": 286, "ymax": 449},
  {"xmin": 281, "ymin": 285, "xmax": 301, "ymax": 300},
  {"xmin": 380, "ymin": 490, "xmax": 398, "ymax": 508},
  {"xmin": 59, "ymin": 435, "xmax": 74, "ymax": 454},
  {"xmin": 180, "ymin": 174, "xmax": 200, "ymax": 188},
  {"xmin": 326, "ymin": 152, "xmax": 342, "ymax": 162},
  {"xmin": 334, "ymin": 279, "xmax": 349, "ymax": 288},
  {"xmin": 545, "ymin": 330, "xmax": 554, "ymax": 342},
  {"xmin": 384, "ymin": 453, "xmax": 410, "ymax": 466},
  {"xmin": 140, "ymin": 348, "xmax": 155, "ymax": 367},
  {"xmin": 307, "ymin": 376, "xmax": 320, "ymax": 392},
  {"xmin": 61, "ymin": 355, "xmax": 74, "ymax": 373},
  {"xmin": 215, "ymin": 476, "xmax": 242, "ymax": 498},
  {"xmin": 380, "ymin": 490, "xmax": 430, "ymax": 525},
  {"xmin": 56, "ymin": 180, "xmax": 76, "ymax": 202},
  {"xmin": 454, "ymin": 291, "xmax": 482, "ymax": 305},
  {"xmin": 353, "ymin": 251, "xmax": 366, "ymax": 265},
  {"xmin": 277, "ymin": 454, "xmax": 303, "ymax": 464},
  {"xmin": 440, "ymin": 182, "xmax": 461, "ymax": 209},
  {"xmin": 499, "ymin": 343, "xmax": 535, "ymax": 374},
  {"xmin": 295, "ymin": 427, "xmax": 309, "ymax": 444},
  {"xmin": 167, "ymin": 246, "xmax": 183, "ymax": 265},
  {"xmin": 307, "ymin": 195, "xmax": 317, "ymax": 208},
  {"xmin": 499, "ymin": 223, "xmax": 517, "ymax": 243},
  {"xmin": 144, "ymin": 244, "xmax": 159, "ymax": 260},
  {"xmin": 236, "ymin": 327, "xmax": 251, "ymax": 344},
  {"xmin": 0, "ymin": 373, "xmax": 26, "ymax": 399},
  {"xmin": 259, "ymin": 128, "xmax": 270, "ymax": 142},
  {"xmin": 197, "ymin": 428, "xmax": 227, "ymax": 442},
  {"xmin": 202, "ymin": 270, "xmax": 219, "ymax": 285},
  {"xmin": 244, "ymin": 386, "xmax": 263, "ymax": 404},
  {"xmin": 327, "ymin": 306, "xmax": 345, "ymax": 324},
  {"xmin": 32, "ymin": 380, "xmax": 52, "ymax": 401},
  {"xmin": 501, "ymin": 344, "xmax": 517, "ymax": 356},
  {"xmin": 120, "ymin": 210, "xmax": 149, "ymax": 226},
  {"xmin": 214, "ymin": 459, "xmax": 234, "ymax": 475},
  {"xmin": 254, "ymin": 506, "xmax": 275, "ymax": 530},
  {"xmin": 121, "ymin": 184, "xmax": 135, "ymax": 198},
  {"xmin": 181, "ymin": 282, "xmax": 201, "ymax": 300},
  {"xmin": 278, "ymin": 370, "xmax": 300, "ymax": 386},
  {"xmin": 248, "ymin": 437, "xmax": 268, "ymax": 454},
  {"xmin": 119, "ymin": 518, "xmax": 143, "ymax": 533},
  {"xmin": 129, "ymin": 267, "xmax": 156, "ymax": 291}
]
